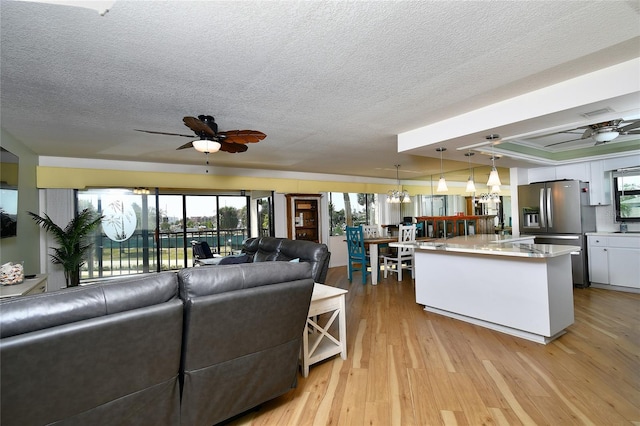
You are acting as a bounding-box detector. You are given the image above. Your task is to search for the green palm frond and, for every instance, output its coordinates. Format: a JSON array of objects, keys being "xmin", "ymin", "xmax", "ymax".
[{"xmin": 29, "ymin": 209, "xmax": 103, "ymax": 287}]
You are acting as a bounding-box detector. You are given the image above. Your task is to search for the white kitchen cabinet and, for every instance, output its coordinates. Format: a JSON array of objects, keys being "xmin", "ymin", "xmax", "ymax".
[
  {"xmin": 588, "ymin": 237, "xmax": 609, "ymax": 284},
  {"xmin": 555, "ymin": 163, "xmax": 589, "ymax": 182},
  {"xmin": 588, "ymin": 161, "xmax": 611, "ymax": 205},
  {"xmin": 608, "ymin": 247, "xmax": 640, "ymax": 288},
  {"xmin": 587, "ymin": 235, "xmax": 640, "ymax": 289},
  {"xmin": 528, "ymin": 167, "xmax": 556, "ymax": 183}
]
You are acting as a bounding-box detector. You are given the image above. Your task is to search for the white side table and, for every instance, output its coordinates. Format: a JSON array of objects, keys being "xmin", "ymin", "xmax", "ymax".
[
  {"xmin": 0, "ymin": 274, "xmax": 48, "ymax": 298},
  {"xmin": 301, "ymin": 283, "xmax": 348, "ymax": 377}
]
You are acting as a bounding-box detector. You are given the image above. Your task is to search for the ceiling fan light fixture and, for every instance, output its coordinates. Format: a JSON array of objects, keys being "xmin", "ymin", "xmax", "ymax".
[
  {"xmin": 192, "ymin": 139, "xmax": 221, "ymax": 153},
  {"xmin": 592, "ymin": 130, "xmax": 619, "ymax": 143}
]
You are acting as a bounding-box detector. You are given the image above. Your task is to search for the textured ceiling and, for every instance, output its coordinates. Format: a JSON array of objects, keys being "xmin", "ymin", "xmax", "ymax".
[{"xmin": 1, "ymin": 0, "xmax": 639, "ymax": 181}]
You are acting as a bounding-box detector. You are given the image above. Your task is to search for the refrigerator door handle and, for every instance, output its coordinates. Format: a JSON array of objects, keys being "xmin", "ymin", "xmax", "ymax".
[
  {"xmin": 539, "ymin": 188, "xmax": 546, "ymax": 227},
  {"xmin": 546, "ymin": 188, "xmax": 553, "ymax": 228}
]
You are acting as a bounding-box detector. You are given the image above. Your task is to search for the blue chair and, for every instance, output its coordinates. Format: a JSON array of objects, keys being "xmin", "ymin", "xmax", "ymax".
[{"xmin": 346, "ymin": 225, "xmax": 374, "ymax": 284}]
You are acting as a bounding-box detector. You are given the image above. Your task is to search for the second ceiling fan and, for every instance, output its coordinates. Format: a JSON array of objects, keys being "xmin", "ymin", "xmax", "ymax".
[{"xmin": 545, "ymin": 118, "xmax": 640, "ymax": 147}]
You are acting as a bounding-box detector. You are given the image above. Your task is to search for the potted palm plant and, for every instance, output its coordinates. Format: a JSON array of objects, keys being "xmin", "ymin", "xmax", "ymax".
[{"xmin": 29, "ymin": 208, "xmax": 103, "ymax": 287}]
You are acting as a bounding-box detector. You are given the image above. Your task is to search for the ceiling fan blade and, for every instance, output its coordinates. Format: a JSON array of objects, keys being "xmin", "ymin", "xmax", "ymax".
[
  {"xmin": 135, "ymin": 129, "xmax": 194, "ymax": 138},
  {"xmin": 176, "ymin": 141, "xmax": 194, "ymax": 150},
  {"xmin": 183, "ymin": 116, "xmax": 216, "ymax": 137},
  {"xmin": 618, "ymin": 120, "xmax": 640, "ymax": 133},
  {"xmin": 544, "ymin": 137, "xmax": 585, "ymax": 148},
  {"xmin": 581, "ymin": 127, "xmax": 593, "ymax": 139},
  {"xmin": 219, "ymin": 141, "xmax": 249, "ymax": 153},
  {"xmin": 219, "ymin": 130, "xmax": 267, "ymax": 144}
]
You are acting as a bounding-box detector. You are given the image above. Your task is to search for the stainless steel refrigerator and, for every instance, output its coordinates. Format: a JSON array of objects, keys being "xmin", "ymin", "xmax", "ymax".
[{"xmin": 518, "ymin": 180, "xmax": 596, "ymax": 287}]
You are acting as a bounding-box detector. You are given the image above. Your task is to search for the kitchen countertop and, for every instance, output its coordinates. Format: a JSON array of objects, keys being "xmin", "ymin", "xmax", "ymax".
[
  {"xmin": 390, "ymin": 234, "xmax": 577, "ymax": 258},
  {"xmin": 586, "ymin": 232, "xmax": 640, "ymax": 237},
  {"xmin": 438, "ymin": 234, "xmax": 535, "ymax": 245}
]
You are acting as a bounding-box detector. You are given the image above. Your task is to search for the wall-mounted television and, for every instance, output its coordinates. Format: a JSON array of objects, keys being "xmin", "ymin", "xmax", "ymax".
[{"xmin": 1, "ymin": 147, "xmax": 19, "ymax": 239}]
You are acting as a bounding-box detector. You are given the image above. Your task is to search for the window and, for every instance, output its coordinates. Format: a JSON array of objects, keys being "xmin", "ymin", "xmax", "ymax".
[
  {"xmin": 329, "ymin": 193, "xmax": 377, "ymax": 236},
  {"xmin": 77, "ymin": 189, "xmax": 251, "ymax": 281},
  {"xmin": 614, "ymin": 170, "xmax": 640, "ymax": 222}
]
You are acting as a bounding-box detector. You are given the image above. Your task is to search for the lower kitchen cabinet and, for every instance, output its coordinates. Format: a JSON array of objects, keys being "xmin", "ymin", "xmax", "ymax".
[{"xmin": 587, "ymin": 235, "xmax": 640, "ymax": 289}]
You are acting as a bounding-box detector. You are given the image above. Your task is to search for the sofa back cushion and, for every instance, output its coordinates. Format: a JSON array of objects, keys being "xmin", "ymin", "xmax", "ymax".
[
  {"xmin": 252, "ymin": 236, "xmax": 283, "ymax": 262},
  {"xmin": 0, "ymin": 272, "xmax": 179, "ymax": 338},
  {"xmin": 177, "ymin": 262, "xmax": 314, "ymax": 426},
  {"xmin": 0, "ymin": 272, "xmax": 183, "ymax": 426},
  {"xmin": 242, "ymin": 237, "xmax": 331, "ymax": 283}
]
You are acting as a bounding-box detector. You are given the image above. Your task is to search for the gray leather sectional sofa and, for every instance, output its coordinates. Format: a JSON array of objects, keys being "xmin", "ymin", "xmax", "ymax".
[
  {"xmin": 241, "ymin": 236, "xmax": 331, "ymax": 283},
  {"xmin": 0, "ymin": 261, "xmax": 315, "ymax": 426}
]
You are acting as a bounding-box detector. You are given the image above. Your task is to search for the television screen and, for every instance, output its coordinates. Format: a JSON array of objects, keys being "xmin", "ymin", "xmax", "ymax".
[
  {"xmin": 0, "ymin": 187, "xmax": 18, "ymax": 238},
  {"xmin": 1, "ymin": 147, "xmax": 19, "ymax": 238}
]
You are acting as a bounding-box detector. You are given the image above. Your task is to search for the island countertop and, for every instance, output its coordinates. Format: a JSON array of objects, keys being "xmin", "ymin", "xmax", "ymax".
[{"xmin": 390, "ymin": 234, "xmax": 578, "ymax": 258}]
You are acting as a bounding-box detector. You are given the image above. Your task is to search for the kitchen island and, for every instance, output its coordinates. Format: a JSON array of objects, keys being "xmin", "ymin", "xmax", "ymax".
[{"xmin": 390, "ymin": 235, "xmax": 577, "ymax": 344}]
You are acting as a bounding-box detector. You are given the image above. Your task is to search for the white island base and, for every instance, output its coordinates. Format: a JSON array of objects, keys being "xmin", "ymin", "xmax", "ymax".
[{"xmin": 414, "ymin": 246, "xmax": 575, "ymax": 344}]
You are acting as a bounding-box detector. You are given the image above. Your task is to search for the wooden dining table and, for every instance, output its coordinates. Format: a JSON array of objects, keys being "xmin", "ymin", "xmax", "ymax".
[{"xmin": 364, "ymin": 236, "xmax": 433, "ymax": 285}]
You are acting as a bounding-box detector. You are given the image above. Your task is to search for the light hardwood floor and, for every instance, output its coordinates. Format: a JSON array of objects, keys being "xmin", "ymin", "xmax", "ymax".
[{"xmin": 227, "ymin": 267, "xmax": 640, "ymax": 425}]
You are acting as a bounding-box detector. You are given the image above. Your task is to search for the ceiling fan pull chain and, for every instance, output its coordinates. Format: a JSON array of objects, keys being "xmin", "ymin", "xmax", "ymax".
[{"xmin": 205, "ymin": 152, "xmax": 209, "ymax": 174}]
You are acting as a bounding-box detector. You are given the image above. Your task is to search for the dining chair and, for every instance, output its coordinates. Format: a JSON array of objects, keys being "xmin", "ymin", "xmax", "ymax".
[
  {"xmin": 362, "ymin": 224, "xmax": 390, "ymax": 256},
  {"xmin": 383, "ymin": 224, "xmax": 416, "ymax": 281},
  {"xmin": 361, "ymin": 225, "xmax": 379, "ymax": 239},
  {"xmin": 346, "ymin": 225, "xmax": 374, "ymax": 284}
]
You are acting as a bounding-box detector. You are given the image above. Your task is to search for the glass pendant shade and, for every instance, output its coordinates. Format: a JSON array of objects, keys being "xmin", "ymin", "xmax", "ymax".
[
  {"xmin": 192, "ymin": 140, "xmax": 221, "ymax": 153},
  {"xmin": 437, "ymin": 176, "xmax": 448, "ymax": 192},
  {"xmin": 491, "ymin": 185, "xmax": 501, "ymax": 193},
  {"xmin": 487, "ymin": 167, "xmax": 501, "ymax": 187},
  {"xmin": 466, "ymin": 177, "xmax": 476, "ymax": 193},
  {"xmin": 436, "ymin": 147, "xmax": 448, "ymax": 192},
  {"xmin": 464, "ymin": 151, "xmax": 476, "ymax": 193}
]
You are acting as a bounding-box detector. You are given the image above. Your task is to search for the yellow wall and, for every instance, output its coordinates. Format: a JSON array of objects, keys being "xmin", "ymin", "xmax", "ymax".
[
  {"xmin": 36, "ymin": 165, "xmax": 477, "ymax": 196},
  {"xmin": 38, "ymin": 166, "xmax": 399, "ymax": 194}
]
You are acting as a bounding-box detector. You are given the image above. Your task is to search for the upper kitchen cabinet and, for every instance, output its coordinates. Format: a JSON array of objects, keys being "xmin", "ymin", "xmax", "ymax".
[
  {"xmin": 588, "ymin": 160, "xmax": 611, "ymax": 205},
  {"xmin": 527, "ymin": 163, "xmax": 589, "ymax": 183},
  {"xmin": 527, "ymin": 162, "xmax": 610, "ymax": 205}
]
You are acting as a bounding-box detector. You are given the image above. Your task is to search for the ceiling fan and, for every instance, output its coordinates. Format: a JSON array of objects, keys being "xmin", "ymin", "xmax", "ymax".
[
  {"xmin": 545, "ymin": 119, "xmax": 640, "ymax": 148},
  {"xmin": 135, "ymin": 115, "xmax": 266, "ymax": 154}
]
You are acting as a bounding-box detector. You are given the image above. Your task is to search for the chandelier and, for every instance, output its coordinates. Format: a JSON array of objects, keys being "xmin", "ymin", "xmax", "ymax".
[
  {"xmin": 133, "ymin": 187, "xmax": 150, "ymax": 195},
  {"xmin": 478, "ymin": 185, "xmax": 501, "ymax": 204},
  {"xmin": 387, "ymin": 164, "xmax": 410, "ymax": 203}
]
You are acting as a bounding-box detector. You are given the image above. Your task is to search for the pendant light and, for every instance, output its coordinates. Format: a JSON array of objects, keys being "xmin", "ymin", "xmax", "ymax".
[
  {"xmin": 465, "ymin": 151, "xmax": 476, "ymax": 193},
  {"xmin": 485, "ymin": 135, "xmax": 502, "ymax": 187},
  {"xmin": 386, "ymin": 164, "xmax": 411, "ymax": 203},
  {"xmin": 436, "ymin": 147, "xmax": 448, "ymax": 192}
]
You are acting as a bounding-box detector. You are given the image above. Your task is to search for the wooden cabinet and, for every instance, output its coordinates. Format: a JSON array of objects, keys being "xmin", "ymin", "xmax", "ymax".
[
  {"xmin": 286, "ymin": 194, "xmax": 322, "ymax": 243},
  {"xmin": 588, "ymin": 235, "xmax": 640, "ymax": 289}
]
